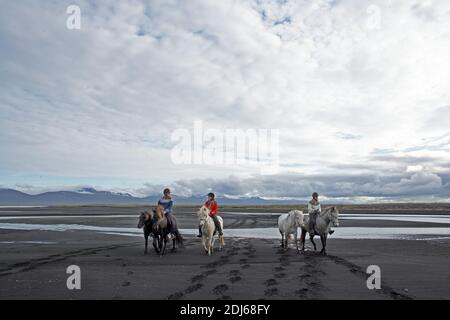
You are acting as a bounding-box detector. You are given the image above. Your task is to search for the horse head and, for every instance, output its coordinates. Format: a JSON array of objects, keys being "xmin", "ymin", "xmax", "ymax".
[
  {"xmin": 293, "ymin": 210, "xmax": 304, "ymax": 227},
  {"xmin": 137, "ymin": 211, "xmax": 152, "ymax": 228},
  {"xmin": 329, "ymin": 206, "xmax": 339, "ymax": 227},
  {"xmin": 197, "ymin": 205, "xmax": 210, "ymax": 226}
]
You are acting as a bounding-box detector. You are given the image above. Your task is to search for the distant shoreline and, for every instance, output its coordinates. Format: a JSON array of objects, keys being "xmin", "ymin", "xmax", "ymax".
[{"xmin": 1, "ymin": 203, "xmax": 450, "ymax": 215}]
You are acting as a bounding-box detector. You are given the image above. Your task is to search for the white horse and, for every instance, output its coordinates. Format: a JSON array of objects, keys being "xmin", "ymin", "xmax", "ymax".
[
  {"xmin": 197, "ymin": 205, "xmax": 225, "ymax": 256},
  {"xmin": 300, "ymin": 206, "xmax": 339, "ymax": 255},
  {"xmin": 278, "ymin": 210, "xmax": 304, "ymax": 252}
]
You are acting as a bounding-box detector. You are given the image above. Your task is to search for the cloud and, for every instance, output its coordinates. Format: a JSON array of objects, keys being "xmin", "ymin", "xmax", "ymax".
[
  {"xmin": 134, "ymin": 171, "xmax": 447, "ymax": 200},
  {"xmin": 1, "ymin": 0, "xmax": 450, "ymax": 200}
]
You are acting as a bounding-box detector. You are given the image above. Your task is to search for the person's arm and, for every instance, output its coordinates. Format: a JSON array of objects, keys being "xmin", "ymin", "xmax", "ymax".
[
  {"xmin": 308, "ymin": 202, "xmax": 313, "ymax": 213},
  {"xmin": 166, "ymin": 200, "xmax": 173, "ymax": 214},
  {"xmin": 317, "ymin": 204, "xmax": 322, "ymax": 213}
]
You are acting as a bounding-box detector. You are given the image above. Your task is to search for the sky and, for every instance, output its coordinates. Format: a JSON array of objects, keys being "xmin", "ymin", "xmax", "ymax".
[{"xmin": 1, "ymin": 0, "xmax": 450, "ymax": 202}]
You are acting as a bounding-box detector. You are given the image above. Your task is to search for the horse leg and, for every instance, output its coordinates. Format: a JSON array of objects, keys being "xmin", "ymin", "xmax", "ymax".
[
  {"xmin": 217, "ymin": 235, "xmax": 223, "ymax": 251},
  {"xmin": 320, "ymin": 235, "xmax": 327, "ymax": 255},
  {"xmin": 208, "ymin": 236, "xmax": 213, "ymax": 256},
  {"xmin": 171, "ymin": 236, "xmax": 176, "ymax": 252},
  {"xmin": 211, "ymin": 235, "xmax": 216, "ymax": 253},
  {"xmin": 153, "ymin": 236, "xmax": 159, "ymax": 254},
  {"xmin": 161, "ymin": 234, "xmax": 168, "ymax": 256},
  {"xmin": 144, "ymin": 234, "xmax": 148, "ymax": 254},
  {"xmin": 300, "ymin": 229, "xmax": 306, "ymax": 253},
  {"xmin": 220, "ymin": 222, "xmax": 225, "ymax": 247},
  {"xmin": 280, "ymin": 233, "xmax": 284, "ymax": 248},
  {"xmin": 320, "ymin": 235, "xmax": 324, "ymax": 254},
  {"xmin": 202, "ymin": 236, "xmax": 208, "ymax": 254},
  {"xmin": 219, "ymin": 235, "xmax": 224, "ymax": 250},
  {"xmin": 310, "ymin": 234, "xmax": 317, "ymax": 251},
  {"xmin": 295, "ymin": 231, "xmax": 299, "ymax": 253},
  {"xmin": 158, "ymin": 235, "xmax": 164, "ymax": 256},
  {"xmin": 206, "ymin": 237, "xmax": 211, "ymax": 256}
]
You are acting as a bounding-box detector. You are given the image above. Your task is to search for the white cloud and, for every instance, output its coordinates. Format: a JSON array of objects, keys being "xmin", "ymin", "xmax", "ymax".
[{"xmin": 1, "ymin": 0, "xmax": 450, "ymax": 200}]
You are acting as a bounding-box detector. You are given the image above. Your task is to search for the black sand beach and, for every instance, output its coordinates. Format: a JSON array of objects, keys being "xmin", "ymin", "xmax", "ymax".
[{"xmin": 1, "ymin": 205, "xmax": 450, "ymax": 300}]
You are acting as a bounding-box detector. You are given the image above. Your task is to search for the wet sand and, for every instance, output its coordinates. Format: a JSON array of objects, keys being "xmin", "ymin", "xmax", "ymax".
[{"xmin": 0, "ymin": 206, "xmax": 449, "ymax": 300}]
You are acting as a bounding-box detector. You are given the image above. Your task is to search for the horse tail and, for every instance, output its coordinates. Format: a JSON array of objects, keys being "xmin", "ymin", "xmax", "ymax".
[{"xmin": 175, "ymin": 231, "xmax": 184, "ymax": 246}]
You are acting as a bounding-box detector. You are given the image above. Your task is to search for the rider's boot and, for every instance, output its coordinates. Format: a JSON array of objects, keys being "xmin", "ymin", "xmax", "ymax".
[{"xmin": 197, "ymin": 226, "xmax": 202, "ymax": 238}]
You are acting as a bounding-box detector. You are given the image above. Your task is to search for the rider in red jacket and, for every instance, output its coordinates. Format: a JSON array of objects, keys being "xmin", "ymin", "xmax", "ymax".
[
  {"xmin": 197, "ymin": 192, "xmax": 223, "ymax": 237},
  {"xmin": 205, "ymin": 196, "xmax": 218, "ymax": 217}
]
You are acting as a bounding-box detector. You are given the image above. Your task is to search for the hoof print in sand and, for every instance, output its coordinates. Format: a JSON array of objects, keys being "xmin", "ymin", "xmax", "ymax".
[
  {"xmin": 167, "ymin": 292, "xmax": 184, "ymax": 300},
  {"xmin": 191, "ymin": 274, "xmax": 205, "ymax": 283},
  {"xmin": 185, "ymin": 283, "xmax": 203, "ymax": 294},
  {"xmin": 229, "ymin": 270, "xmax": 241, "ymax": 276},
  {"xmin": 230, "ymin": 276, "xmax": 242, "ymax": 283},
  {"xmin": 264, "ymin": 278, "xmax": 278, "ymax": 287},
  {"xmin": 212, "ymin": 284, "xmax": 229, "ymax": 295},
  {"xmin": 264, "ymin": 288, "xmax": 278, "ymax": 296},
  {"xmin": 295, "ymin": 288, "xmax": 309, "ymax": 297},
  {"xmin": 274, "ymin": 272, "xmax": 286, "ymax": 279}
]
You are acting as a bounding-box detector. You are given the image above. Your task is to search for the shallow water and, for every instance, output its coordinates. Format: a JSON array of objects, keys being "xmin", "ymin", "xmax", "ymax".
[
  {"xmin": 1, "ymin": 213, "xmax": 450, "ymax": 224},
  {"xmin": 0, "ymin": 215, "xmax": 136, "ymax": 220},
  {"xmin": 1, "ymin": 222, "xmax": 450, "ymax": 241},
  {"xmin": 0, "ymin": 206, "xmax": 47, "ymax": 208},
  {"xmin": 0, "ymin": 240, "xmax": 56, "ymax": 244}
]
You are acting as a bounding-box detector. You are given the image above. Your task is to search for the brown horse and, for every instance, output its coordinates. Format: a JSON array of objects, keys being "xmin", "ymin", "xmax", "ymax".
[
  {"xmin": 153, "ymin": 205, "xmax": 185, "ymax": 255},
  {"xmin": 137, "ymin": 211, "xmax": 154, "ymax": 254}
]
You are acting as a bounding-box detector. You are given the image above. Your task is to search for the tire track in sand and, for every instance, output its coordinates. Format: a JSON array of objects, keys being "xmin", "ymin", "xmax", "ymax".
[
  {"xmin": 327, "ymin": 254, "xmax": 413, "ymax": 300},
  {"xmin": 0, "ymin": 242, "xmax": 139, "ymax": 277}
]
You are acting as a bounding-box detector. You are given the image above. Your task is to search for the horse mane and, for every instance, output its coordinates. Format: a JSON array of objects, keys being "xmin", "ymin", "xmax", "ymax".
[
  {"xmin": 287, "ymin": 210, "xmax": 297, "ymax": 221},
  {"xmin": 143, "ymin": 211, "xmax": 152, "ymax": 221},
  {"xmin": 321, "ymin": 206, "xmax": 338, "ymax": 218},
  {"xmin": 154, "ymin": 205, "xmax": 165, "ymax": 221},
  {"xmin": 197, "ymin": 205, "xmax": 210, "ymax": 219}
]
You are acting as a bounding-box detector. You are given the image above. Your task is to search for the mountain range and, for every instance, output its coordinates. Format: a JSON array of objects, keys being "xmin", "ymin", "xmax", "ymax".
[{"xmin": 0, "ymin": 188, "xmax": 301, "ymax": 206}]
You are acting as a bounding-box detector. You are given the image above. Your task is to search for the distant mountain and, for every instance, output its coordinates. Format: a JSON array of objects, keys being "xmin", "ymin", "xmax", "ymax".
[
  {"xmin": 0, "ymin": 188, "xmax": 301, "ymax": 206},
  {"xmin": 0, "ymin": 188, "xmax": 146, "ymax": 206}
]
